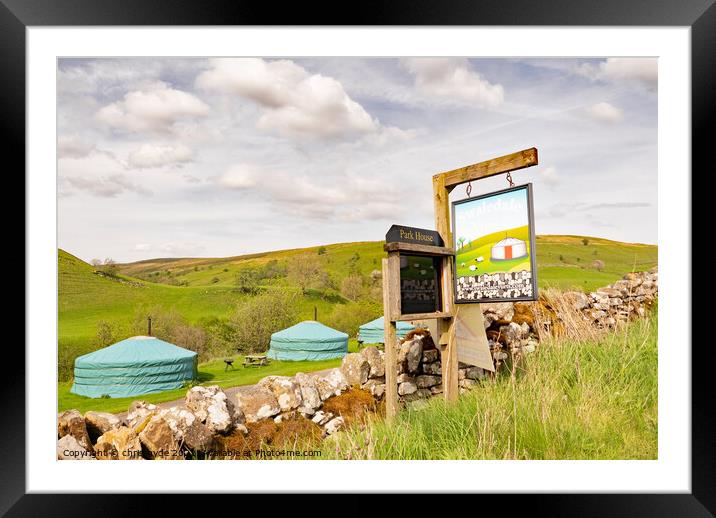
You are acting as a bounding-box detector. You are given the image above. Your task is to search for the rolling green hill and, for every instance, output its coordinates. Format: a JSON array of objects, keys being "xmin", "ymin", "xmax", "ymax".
[{"xmin": 58, "ymin": 235, "xmax": 656, "ymax": 382}]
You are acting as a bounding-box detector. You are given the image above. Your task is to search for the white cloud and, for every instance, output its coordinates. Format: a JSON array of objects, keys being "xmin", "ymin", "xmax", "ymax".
[
  {"xmin": 401, "ymin": 58, "xmax": 504, "ymax": 107},
  {"xmin": 585, "ymin": 102, "xmax": 623, "ymax": 123},
  {"xmin": 218, "ymin": 164, "xmax": 262, "ymax": 190},
  {"xmin": 577, "ymin": 58, "xmax": 657, "ymax": 91},
  {"xmin": 58, "ymin": 135, "xmax": 95, "ymax": 159},
  {"xmin": 196, "ymin": 58, "xmax": 379, "ymax": 138},
  {"xmin": 96, "ymin": 81, "xmax": 209, "ymax": 134},
  {"xmin": 540, "ymin": 165, "xmax": 560, "ymax": 186},
  {"xmin": 128, "ymin": 144, "xmax": 194, "ymax": 169},
  {"xmin": 63, "ymin": 174, "xmax": 152, "ymax": 198}
]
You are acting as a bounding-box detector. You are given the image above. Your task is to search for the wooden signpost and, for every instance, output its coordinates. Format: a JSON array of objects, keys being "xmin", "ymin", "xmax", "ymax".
[{"xmin": 382, "ymin": 147, "xmax": 539, "ymax": 421}]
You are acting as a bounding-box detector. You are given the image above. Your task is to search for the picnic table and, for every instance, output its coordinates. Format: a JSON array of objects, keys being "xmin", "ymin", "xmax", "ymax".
[{"xmin": 243, "ymin": 355, "xmax": 269, "ymax": 368}]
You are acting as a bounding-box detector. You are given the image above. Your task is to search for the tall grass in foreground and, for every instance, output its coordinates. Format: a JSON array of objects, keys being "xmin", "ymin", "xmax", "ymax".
[{"xmin": 323, "ymin": 313, "xmax": 657, "ymax": 460}]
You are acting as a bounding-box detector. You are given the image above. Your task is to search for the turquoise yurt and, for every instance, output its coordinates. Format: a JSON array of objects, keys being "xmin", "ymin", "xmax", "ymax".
[
  {"xmin": 267, "ymin": 321, "xmax": 348, "ymax": 361},
  {"xmin": 357, "ymin": 316, "xmax": 416, "ymax": 345},
  {"xmin": 70, "ymin": 336, "xmax": 198, "ymax": 399}
]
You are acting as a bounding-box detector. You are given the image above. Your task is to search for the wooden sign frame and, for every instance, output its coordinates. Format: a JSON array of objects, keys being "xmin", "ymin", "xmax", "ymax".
[{"xmin": 382, "ymin": 147, "xmax": 538, "ymax": 421}]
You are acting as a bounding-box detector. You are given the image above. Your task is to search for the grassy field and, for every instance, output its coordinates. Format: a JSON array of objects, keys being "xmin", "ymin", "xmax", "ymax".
[
  {"xmin": 58, "ymin": 339, "xmax": 364, "ymax": 414},
  {"xmin": 322, "ymin": 312, "xmax": 658, "ymax": 460}
]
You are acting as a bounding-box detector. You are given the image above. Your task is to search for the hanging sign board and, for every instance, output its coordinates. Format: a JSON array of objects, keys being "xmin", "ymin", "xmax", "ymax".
[
  {"xmin": 455, "ymin": 304, "xmax": 495, "ymax": 371},
  {"xmin": 452, "ymin": 183, "xmax": 538, "ymax": 304}
]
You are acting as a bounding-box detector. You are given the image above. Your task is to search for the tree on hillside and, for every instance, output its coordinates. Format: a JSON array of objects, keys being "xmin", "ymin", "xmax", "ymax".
[
  {"xmin": 341, "ymin": 274, "xmax": 364, "ymax": 302},
  {"xmin": 317, "ymin": 246, "xmax": 327, "ymax": 255},
  {"xmin": 457, "ymin": 237, "xmax": 466, "ymax": 249},
  {"xmin": 591, "ymin": 259, "xmax": 605, "ymax": 272},
  {"xmin": 288, "ymin": 254, "xmax": 323, "ymax": 294},
  {"xmin": 582, "ymin": 238, "xmax": 590, "ymax": 246},
  {"xmin": 93, "ymin": 257, "xmax": 119, "ymax": 277}
]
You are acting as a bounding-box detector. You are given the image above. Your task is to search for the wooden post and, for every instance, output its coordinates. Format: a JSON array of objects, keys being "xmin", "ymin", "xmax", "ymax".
[
  {"xmin": 432, "ymin": 174, "xmax": 459, "ymax": 402},
  {"xmin": 382, "ymin": 255, "xmax": 400, "ymax": 421}
]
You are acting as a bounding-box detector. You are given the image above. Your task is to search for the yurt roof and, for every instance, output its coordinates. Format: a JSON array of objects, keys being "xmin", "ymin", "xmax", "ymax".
[
  {"xmin": 359, "ymin": 316, "xmax": 416, "ymax": 332},
  {"xmin": 494, "ymin": 237, "xmax": 525, "ymax": 247},
  {"xmin": 271, "ymin": 321, "xmax": 348, "ymax": 343},
  {"xmin": 74, "ymin": 336, "xmax": 197, "ymax": 368}
]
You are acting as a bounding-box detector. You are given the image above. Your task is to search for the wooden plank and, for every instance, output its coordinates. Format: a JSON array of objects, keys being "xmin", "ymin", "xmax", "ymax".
[
  {"xmin": 386, "ymin": 252, "xmax": 402, "ymax": 321},
  {"xmin": 383, "ymin": 242, "xmax": 455, "ymax": 256},
  {"xmin": 382, "ymin": 257, "xmax": 399, "ymax": 421},
  {"xmin": 440, "ymin": 317, "xmax": 459, "ymax": 402},
  {"xmin": 397, "ymin": 311, "xmax": 454, "ymax": 321},
  {"xmin": 436, "ymin": 147, "xmax": 538, "ymax": 191},
  {"xmin": 432, "ymin": 174, "xmax": 452, "ymax": 246}
]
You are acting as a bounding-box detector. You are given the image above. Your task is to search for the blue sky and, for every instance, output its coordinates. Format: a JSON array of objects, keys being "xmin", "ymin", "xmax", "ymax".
[{"xmin": 57, "ymin": 57, "xmax": 657, "ymax": 262}]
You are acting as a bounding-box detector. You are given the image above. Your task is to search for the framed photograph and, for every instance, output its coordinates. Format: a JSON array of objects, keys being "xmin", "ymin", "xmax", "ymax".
[{"xmin": 452, "ymin": 184, "xmax": 537, "ymax": 304}]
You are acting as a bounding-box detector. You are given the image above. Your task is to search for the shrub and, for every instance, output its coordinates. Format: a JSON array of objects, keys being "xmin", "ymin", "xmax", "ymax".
[
  {"xmin": 228, "ymin": 289, "xmax": 300, "ymax": 353},
  {"xmin": 582, "ymin": 238, "xmax": 590, "ymax": 246},
  {"xmin": 95, "ymin": 320, "xmax": 119, "ymax": 348},
  {"xmin": 317, "ymin": 246, "xmax": 327, "ymax": 255},
  {"xmin": 325, "ymin": 301, "xmax": 381, "ymax": 338},
  {"xmin": 235, "ymin": 268, "xmax": 261, "ymax": 294}
]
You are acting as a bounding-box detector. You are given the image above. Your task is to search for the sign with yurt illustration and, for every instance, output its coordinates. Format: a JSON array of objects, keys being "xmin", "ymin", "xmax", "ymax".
[{"xmin": 452, "ymin": 183, "xmax": 538, "ymax": 303}]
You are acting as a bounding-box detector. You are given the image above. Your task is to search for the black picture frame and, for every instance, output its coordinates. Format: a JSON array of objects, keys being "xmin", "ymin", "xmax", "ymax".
[
  {"xmin": 452, "ymin": 183, "xmax": 538, "ymax": 304},
  {"xmin": 8, "ymin": 0, "xmax": 707, "ymax": 514}
]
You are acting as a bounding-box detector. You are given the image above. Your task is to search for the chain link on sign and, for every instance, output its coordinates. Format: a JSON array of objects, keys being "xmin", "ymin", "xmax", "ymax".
[
  {"xmin": 506, "ymin": 172, "xmax": 515, "ymax": 187},
  {"xmin": 466, "ymin": 180, "xmax": 472, "ymax": 197}
]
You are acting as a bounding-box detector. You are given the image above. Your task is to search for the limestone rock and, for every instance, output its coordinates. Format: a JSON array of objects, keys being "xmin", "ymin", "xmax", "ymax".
[
  {"xmin": 597, "ymin": 287, "xmax": 621, "ymax": 298},
  {"xmin": 94, "ymin": 426, "xmax": 143, "ymax": 461},
  {"xmin": 294, "ymin": 372, "xmax": 322, "ymax": 415},
  {"xmin": 340, "ymin": 353, "xmax": 371, "ymax": 386},
  {"xmin": 415, "ymin": 375, "xmax": 441, "ymax": 388},
  {"xmin": 397, "ymin": 336, "xmax": 424, "ymax": 375},
  {"xmin": 324, "ymin": 416, "xmax": 345, "ymax": 436},
  {"xmin": 234, "ymin": 385, "xmax": 281, "ymax": 423},
  {"xmin": 422, "ymin": 361, "xmax": 442, "ymax": 375},
  {"xmin": 313, "ymin": 369, "xmax": 349, "ymax": 401},
  {"xmin": 57, "ymin": 409, "xmax": 93, "ymax": 452},
  {"xmin": 311, "ymin": 410, "xmax": 334, "ymax": 426},
  {"xmin": 84, "ymin": 411, "xmax": 121, "ymax": 443},
  {"xmin": 362, "ymin": 379, "xmax": 386, "ymax": 399},
  {"xmin": 360, "ymin": 346, "xmax": 385, "ymax": 378},
  {"xmin": 138, "ymin": 415, "xmax": 183, "ymax": 460},
  {"xmin": 421, "ymin": 349, "xmax": 439, "ymax": 363},
  {"xmin": 397, "ymin": 373, "xmax": 415, "ymax": 384},
  {"xmin": 126, "ymin": 401, "xmax": 158, "ymax": 432},
  {"xmin": 398, "ymin": 381, "xmax": 417, "ymax": 396},
  {"xmin": 185, "ymin": 385, "xmax": 240, "ymax": 434},
  {"xmin": 258, "ymin": 376, "xmax": 303, "ymax": 412},
  {"xmin": 57, "ymin": 434, "xmax": 93, "ymax": 460},
  {"xmin": 499, "ymin": 322, "xmax": 524, "ymax": 345},
  {"xmin": 482, "ymin": 302, "xmax": 515, "ymax": 321},
  {"xmin": 564, "ymin": 291, "xmax": 591, "ymax": 311},
  {"xmin": 157, "ymin": 406, "xmax": 217, "ymax": 451}
]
